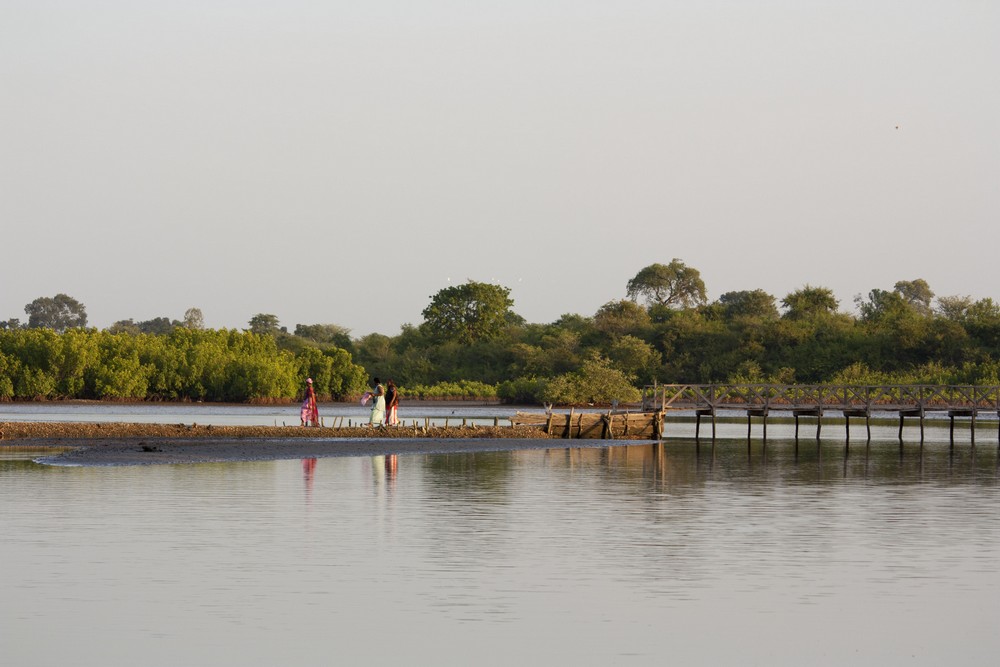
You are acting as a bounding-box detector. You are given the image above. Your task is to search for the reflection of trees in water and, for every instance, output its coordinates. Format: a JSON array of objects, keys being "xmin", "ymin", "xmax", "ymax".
[
  {"xmin": 412, "ymin": 452, "xmax": 520, "ymax": 586},
  {"xmin": 652, "ymin": 439, "xmax": 1000, "ymax": 490},
  {"xmin": 514, "ymin": 441, "xmax": 1000, "ymax": 503},
  {"xmin": 420, "ymin": 451, "xmax": 516, "ymax": 500}
]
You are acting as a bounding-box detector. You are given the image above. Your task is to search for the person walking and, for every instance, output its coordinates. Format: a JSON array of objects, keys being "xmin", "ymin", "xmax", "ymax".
[
  {"xmin": 385, "ymin": 379, "xmax": 399, "ymax": 426},
  {"xmin": 368, "ymin": 377, "xmax": 386, "ymax": 426},
  {"xmin": 300, "ymin": 377, "xmax": 319, "ymax": 427}
]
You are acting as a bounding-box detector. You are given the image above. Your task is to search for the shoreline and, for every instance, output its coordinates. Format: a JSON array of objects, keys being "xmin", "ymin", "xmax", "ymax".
[
  {"xmin": 0, "ymin": 421, "xmax": 548, "ymax": 441},
  {"xmin": 20, "ymin": 437, "xmax": 610, "ymax": 467},
  {"xmin": 0, "ymin": 420, "xmax": 575, "ymax": 466}
]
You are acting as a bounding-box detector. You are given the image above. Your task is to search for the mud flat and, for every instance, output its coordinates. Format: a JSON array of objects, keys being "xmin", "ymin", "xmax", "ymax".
[{"xmin": 0, "ymin": 421, "xmax": 574, "ymax": 466}]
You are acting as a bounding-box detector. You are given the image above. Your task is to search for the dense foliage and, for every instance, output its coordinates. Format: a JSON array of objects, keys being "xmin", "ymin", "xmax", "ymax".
[
  {"xmin": 420, "ymin": 281, "xmax": 517, "ymax": 344},
  {"xmin": 0, "ymin": 328, "xmax": 367, "ymax": 402},
  {"xmin": 23, "ymin": 294, "xmax": 88, "ymax": 331},
  {"xmin": 4, "ymin": 273, "xmax": 1000, "ymax": 405},
  {"xmin": 352, "ymin": 278, "xmax": 1000, "ymax": 404}
]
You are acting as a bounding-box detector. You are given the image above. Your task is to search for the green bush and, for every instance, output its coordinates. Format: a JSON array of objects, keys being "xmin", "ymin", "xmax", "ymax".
[
  {"xmin": 540, "ymin": 357, "xmax": 641, "ymax": 405},
  {"xmin": 402, "ymin": 380, "xmax": 497, "ymax": 400},
  {"xmin": 0, "ymin": 328, "xmax": 368, "ymax": 402},
  {"xmin": 497, "ymin": 376, "xmax": 549, "ymax": 404}
]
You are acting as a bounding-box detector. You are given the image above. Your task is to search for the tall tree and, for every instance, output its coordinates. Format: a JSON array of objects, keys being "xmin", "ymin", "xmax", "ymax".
[
  {"xmin": 857, "ymin": 289, "xmax": 910, "ymax": 322},
  {"xmin": 717, "ymin": 289, "xmax": 779, "ymax": 320},
  {"xmin": 107, "ymin": 319, "xmax": 141, "ymax": 335},
  {"xmin": 294, "ymin": 323, "xmax": 353, "ymax": 349},
  {"xmin": 936, "ymin": 295, "xmax": 973, "ymax": 321},
  {"xmin": 248, "ymin": 313, "xmax": 281, "ymax": 336},
  {"xmin": 421, "ymin": 281, "xmax": 515, "ymax": 344},
  {"xmin": 893, "ymin": 279, "xmax": 934, "ymax": 315},
  {"xmin": 24, "ymin": 294, "xmax": 88, "ymax": 331},
  {"xmin": 182, "ymin": 308, "xmax": 205, "ymax": 330},
  {"xmin": 593, "ymin": 299, "xmax": 652, "ymax": 338},
  {"xmin": 138, "ymin": 317, "xmax": 177, "ymax": 335},
  {"xmin": 780, "ymin": 286, "xmax": 838, "ymax": 319},
  {"xmin": 626, "ymin": 259, "xmax": 707, "ymax": 309}
]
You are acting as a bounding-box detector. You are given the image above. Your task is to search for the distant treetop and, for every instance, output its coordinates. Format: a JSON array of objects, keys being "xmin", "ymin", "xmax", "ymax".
[{"xmin": 24, "ymin": 294, "xmax": 88, "ymax": 332}]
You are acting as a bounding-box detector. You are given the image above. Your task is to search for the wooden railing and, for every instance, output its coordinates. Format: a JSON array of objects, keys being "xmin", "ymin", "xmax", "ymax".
[{"xmin": 642, "ymin": 384, "xmax": 1000, "ymax": 413}]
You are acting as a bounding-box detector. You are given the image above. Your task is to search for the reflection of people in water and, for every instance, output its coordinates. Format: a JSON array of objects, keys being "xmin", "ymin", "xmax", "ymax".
[
  {"xmin": 300, "ymin": 378, "xmax": 319, "ymax": 427},
  {"xmin": 372, "ymin": 454, "xmax": 399, "ymax": 494},
  {"xmin": 302, "ymin": 458, "xmax": 317, "ymax": 499}
]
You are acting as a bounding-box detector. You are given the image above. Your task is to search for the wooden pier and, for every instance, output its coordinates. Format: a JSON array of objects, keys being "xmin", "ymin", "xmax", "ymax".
[
  {"xmin": 642, "ymin": 383, "xmax": 1000, "ymax": 443},
  {"xmin": 513, "ymin": 384, "xmax": 1000, "ymax": 443},
  {"xmin": 512, "ymin": 409, "xmax": 665, "ymax": 440}
]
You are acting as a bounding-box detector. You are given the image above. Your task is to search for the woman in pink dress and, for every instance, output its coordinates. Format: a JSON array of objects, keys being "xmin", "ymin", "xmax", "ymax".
[{"xmin": 300, "ymin": 378, "xmax": 319, "ymax": 427}]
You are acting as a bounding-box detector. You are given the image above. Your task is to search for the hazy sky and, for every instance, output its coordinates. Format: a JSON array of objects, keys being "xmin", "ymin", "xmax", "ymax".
[{"xmin": 2, "ymin": 1, "xmax": 998, "ymax": 336}]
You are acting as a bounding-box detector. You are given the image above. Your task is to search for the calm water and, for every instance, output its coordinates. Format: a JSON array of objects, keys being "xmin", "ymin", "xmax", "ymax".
[
  {"xmin": 0, "ymin": 401, "xmax": 536, "ymax": 428},
  {"xmin": 3, "ymin": 431, "xmax": 999, "ymax": 667}
]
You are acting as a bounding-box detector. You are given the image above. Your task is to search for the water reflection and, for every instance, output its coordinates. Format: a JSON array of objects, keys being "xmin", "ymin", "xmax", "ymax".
[
  {"xmin": 302, "ymin": 458, "xmax": 316, "ymax": 502},
  {"xmin": 3, "ymin": 440, "xmax": 1000, "ymax": 666},
  {"xmin": 370, "ymin": 454, "xmax": 399, "ymax": 499}
]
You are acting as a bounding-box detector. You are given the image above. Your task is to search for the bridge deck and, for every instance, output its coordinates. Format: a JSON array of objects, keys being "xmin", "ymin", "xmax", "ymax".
[{"xmin": 642, "ymin": 384, "xmax": 1000, "ymax": 442}]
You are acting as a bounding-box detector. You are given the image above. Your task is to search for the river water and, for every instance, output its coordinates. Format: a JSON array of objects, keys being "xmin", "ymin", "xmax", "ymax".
[{"xmin": 2, "ymin": 405, "xmax": 999, "ymax": 666}]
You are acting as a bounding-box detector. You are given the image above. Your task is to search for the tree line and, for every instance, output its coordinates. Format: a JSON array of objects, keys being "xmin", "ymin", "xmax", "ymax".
[
  {"xmin": 347, "ymin": 262, "xmax": 1000, "ymax": 404},
  {"xmin": 4, "ymin": 260, "xmax": 1000, "ymax": 404},
  {"xmin": 0, "ymin": 327, "xmax": 367, "ymax": 402}
]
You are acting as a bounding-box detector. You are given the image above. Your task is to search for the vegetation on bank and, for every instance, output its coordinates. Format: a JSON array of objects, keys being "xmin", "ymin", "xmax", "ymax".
[
  {"xmin": 4, "ymin": 264, "xmax": 1000, "ymax": 405},
  {"xmin": 0, "ymin": 328, "xmax": 367, "ymax": 402}
]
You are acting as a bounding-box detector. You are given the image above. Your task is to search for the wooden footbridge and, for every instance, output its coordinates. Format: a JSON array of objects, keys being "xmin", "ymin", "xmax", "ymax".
[
  {"xmin": 642, "ymin": 383, "xmax": 1000, "ymax": 442},
  {"xmin": 514, "ymin": 384, "xmax": 1000, "ymax": 442}
]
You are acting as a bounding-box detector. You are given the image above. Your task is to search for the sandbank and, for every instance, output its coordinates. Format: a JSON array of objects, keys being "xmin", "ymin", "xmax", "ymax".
[{"xmin": 0, "ymin": 421, "xmax": 613, "ymax": 466}]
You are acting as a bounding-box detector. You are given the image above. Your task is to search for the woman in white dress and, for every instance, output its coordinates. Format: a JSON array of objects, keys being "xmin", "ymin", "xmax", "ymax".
[{"xmin": 368, "ymin": 377, "xmax": 386, "ymax": 426}]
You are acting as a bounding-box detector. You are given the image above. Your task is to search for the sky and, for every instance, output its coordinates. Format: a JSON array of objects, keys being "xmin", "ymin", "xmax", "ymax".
[{"xmin": 2, "ymin": 1, "xmax": 998, "ymax": 337}]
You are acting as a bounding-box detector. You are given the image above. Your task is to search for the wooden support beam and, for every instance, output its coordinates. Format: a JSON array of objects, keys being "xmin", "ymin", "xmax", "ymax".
[{"xmin": 746, "ymin": 408, "xmax": 768, "ymax": 442}]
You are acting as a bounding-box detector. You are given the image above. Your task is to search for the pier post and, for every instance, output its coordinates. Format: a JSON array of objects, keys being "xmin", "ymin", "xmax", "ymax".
[
  {"xmin": 843, "ymin": 409, "xmax": 871, "ymax": 444},
  {"xmin": 695, "ymin": 409, "xmax": 715, "ymax": 441},
  {"xmin": 898, "ymin": 408, "xmax": 921, "ymax": 442},
  {"xmin": 746, "ymin": 409, "xmax": 767, "ymax": 442}
]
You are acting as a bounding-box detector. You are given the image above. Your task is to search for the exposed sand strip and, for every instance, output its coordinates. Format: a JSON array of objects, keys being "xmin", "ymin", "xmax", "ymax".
[{"xmin": 0, "ymin": 421, "xmax": 615, "ymax": 466}]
